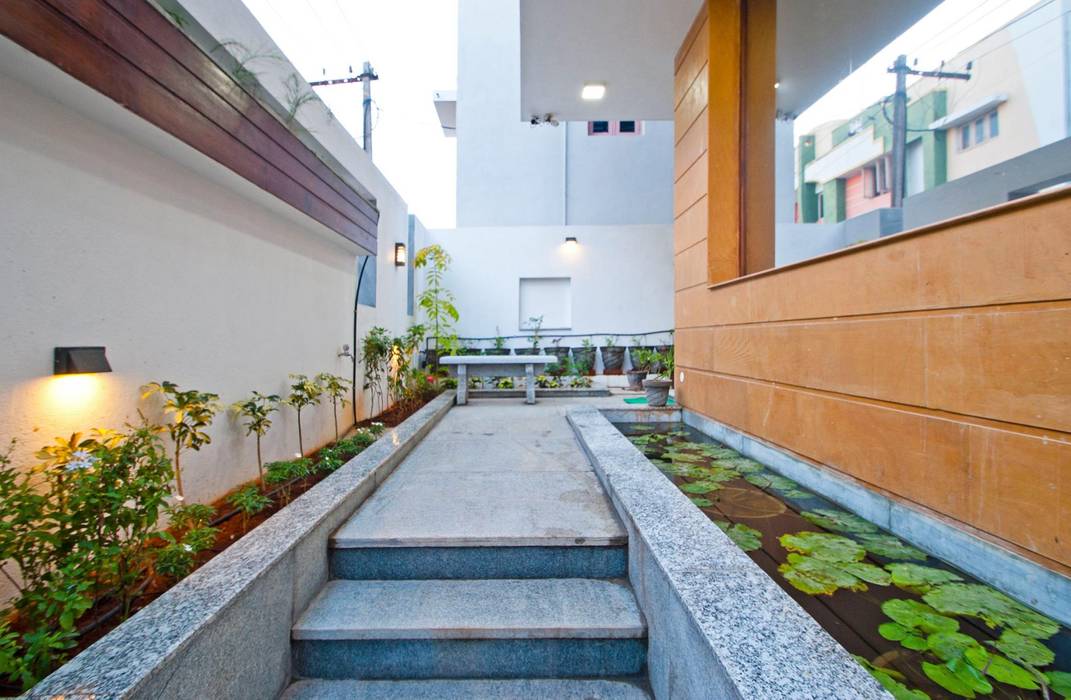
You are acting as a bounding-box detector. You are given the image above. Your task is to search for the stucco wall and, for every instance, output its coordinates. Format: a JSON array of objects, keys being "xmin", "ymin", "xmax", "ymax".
[{"xmin": 426, "ymin": 225, "xmax": 674, "ymax": 345}]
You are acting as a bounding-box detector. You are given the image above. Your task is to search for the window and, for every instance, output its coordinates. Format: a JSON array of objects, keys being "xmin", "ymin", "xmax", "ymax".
[
  {"xmin": 587, "ymin": 120, "xmax": 644, "ymax": 136},
  {"xmin": 865, "ymin": 159, "xmax": 889, "ymax": 198},
  {"xmin": 974, "ymin": 118, "xmax": 986, "ymax": 145},
  {"xmin": 989, "ymin": 110, "xmax": 999, "ymax": 138},
  {"xmin": 960, "ymin": 125, "xmax": 971, "ymax": 150},
  {"xmin": 816, "ymin": 191, "xmax": 825, "ymax": 221}
]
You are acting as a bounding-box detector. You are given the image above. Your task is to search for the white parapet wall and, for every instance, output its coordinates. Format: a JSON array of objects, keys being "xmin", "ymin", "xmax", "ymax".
[{"xmin": 427, "ymin": 224, "xmax": 674, "ymax": 348}]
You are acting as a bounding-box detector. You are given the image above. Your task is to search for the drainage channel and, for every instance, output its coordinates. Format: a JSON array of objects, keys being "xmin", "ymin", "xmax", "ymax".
[{"xmin": 615, "ymin": 422, "xmax": 1071, "ymax": 700}]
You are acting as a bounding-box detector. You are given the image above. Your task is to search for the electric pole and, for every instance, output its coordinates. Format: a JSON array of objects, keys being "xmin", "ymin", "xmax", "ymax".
[
  {"xmin": 887, "ymin": 54, "xmax": 970, "ymax": 208},
  {"xmin": 309, "ymin": 62, "xmax": 379, "ymax": 158}
]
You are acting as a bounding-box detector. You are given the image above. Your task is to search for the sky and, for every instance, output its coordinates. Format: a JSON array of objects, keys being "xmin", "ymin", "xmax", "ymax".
[
  {"xmin": 241, "ymin": 0, "xmax": 459, "ymax": 229},
  {"xmin": 240, "ymin": 0, "xmax": 1046, "ymax": 229}
]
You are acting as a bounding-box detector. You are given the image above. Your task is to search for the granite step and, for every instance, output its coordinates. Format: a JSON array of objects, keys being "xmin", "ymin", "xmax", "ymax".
[
  {"xmin": 280, "ymin": 678, "xmax": 653, "ymax": 699},
  {"xmin": 292, "ymin": 578, "xmax": 647, "ymax": 680}
]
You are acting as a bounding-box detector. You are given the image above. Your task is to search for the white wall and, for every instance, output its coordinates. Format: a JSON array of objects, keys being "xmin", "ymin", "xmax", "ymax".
[
  {"xmin": 0, "ymin": 0, "xmax": 419, "ymax": 509},
  {"xmin": 427, "ymin": 225, "xmax": 674, "ymax": 348}
]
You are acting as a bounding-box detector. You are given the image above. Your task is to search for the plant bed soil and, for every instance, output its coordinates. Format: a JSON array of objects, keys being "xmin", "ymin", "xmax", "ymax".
[{"xmin": 27, "ymin": 392, "xmax": 439, "ymax": 687}]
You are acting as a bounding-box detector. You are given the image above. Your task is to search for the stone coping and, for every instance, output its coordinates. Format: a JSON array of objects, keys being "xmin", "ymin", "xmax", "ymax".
[
  {"xmin": 567, "ymin": 406, "xmax": 887, "ymax": 700},
  {"xmin": 469, "ymin": 388, "xmax": 611, "ymax": 398},
  {"xmin": 440, "ymin": 355, "xmax": 556, "ymax": 364},
  {"xmin": 683, "ymin": 409, "xmax": 1071, "ymax": 627},
  {"xmin": 28, "ymin": 391, "xmax": 456, "ymax": 700}
]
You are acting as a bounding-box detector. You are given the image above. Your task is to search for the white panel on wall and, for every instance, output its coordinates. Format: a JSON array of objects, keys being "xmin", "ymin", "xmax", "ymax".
[{"xmin": 519, "ymin": 277, "xmax": 571, "ymax": 329}]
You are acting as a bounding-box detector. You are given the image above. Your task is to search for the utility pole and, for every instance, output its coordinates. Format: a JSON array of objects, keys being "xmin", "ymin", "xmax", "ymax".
[
  {"xmin": 309, "ymin": 62, "xmax": 379, "ymax": 158},
  {"xmin": 887, "ymin": 54, "xmax": 970, "ymax": 208}
]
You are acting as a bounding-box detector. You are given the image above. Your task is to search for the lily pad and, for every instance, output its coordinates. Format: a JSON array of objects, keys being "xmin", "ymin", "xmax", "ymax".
[
  {"xmin": 688, "ymin": 496, "xmax": 713, "ymax": 507},
  {"xmin": 665, "ymin": 451, "xmax": 705, "ymax": 463},
  {"xmin": 878, "ymin": 623, "xmax": 929, "ymax": 651},
  {"xmin": 720, "ymin": 457, "xmax": 765, "ymax": 473},
  {"xmin": 680, "ymin": 480, "xmax": 722, "ymax": 494},
  {"xmin": 990, "ymin": 629, "xmax": 1055, "ymax": 667},
  {"xmin": 963, "ymin": 646, "xmax": 1038, "ymax": 690},
  {"xmin": 688, "ymin": 464, "xmax": 739, "ymax": 482},
  {"xmin": 927, "ymin": 631, "xmax": 981, "ymax": 662},
  {"xmin": 1045, "ymin": 670, "xmax": 1071, "ymax": 698},
  {"xmin": 715, "ymin": 521, "xmax": 762, "ymax": 551},
  {"xmin": 744, "ymin": 473, "xmax": 803, "ymax": 493},
  {"xmin": 885, "ymin": 563, "xmax": 963, "ymax": 593},
  {"xmin": 779, "ymin": 553, "xmax": 867, "ymax": 595},
  {"xmin": 854, "ymin": 656, "xmax": 931, "ymax": 700},
  {"xmin": 800, "ymin": 508, "xmax": 878, "ymax": 534},
  {"xmin": 780, "ymin": 531, "xmax": 864, "ymax": 562},
  {"xmin": 923, "ymin": 583, "xmax": 1059, "ymax": 639},
  {"xmin": 881, "ymin": 599, "xmax": 959, "ymax": 635},
  {"xmin": 923, "ymin": 658, "xmax": 992, "ymax": 698},
  {"xmin": 856, "ymin": 534, "xmax": 928, "ymax": 561}
]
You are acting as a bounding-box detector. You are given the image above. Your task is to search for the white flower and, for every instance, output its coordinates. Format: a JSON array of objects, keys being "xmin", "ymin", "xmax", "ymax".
[
  {"xmin": 64, "ymin": 450, "xmax": 98, "ymax": 472},
  {"xmin": 182, "ymin": 544, "xmax": 193, "ymax": 552}
]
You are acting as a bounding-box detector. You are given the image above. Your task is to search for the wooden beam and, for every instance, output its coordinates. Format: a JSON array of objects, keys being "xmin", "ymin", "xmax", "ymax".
[{"xmin": 742, "ymin": 0, "xmax": 776, "ymax": 273}]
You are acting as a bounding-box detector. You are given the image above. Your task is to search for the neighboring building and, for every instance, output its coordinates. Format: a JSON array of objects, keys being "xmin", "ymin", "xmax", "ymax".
[{"xmin": 796, "ymin": 0, "xmax": 1071, "ymax": 224}]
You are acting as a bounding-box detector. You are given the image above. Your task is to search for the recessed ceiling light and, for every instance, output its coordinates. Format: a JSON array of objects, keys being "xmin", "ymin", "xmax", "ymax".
[{"xmin": 581, "ymin": 83, "xmax": 606, "ymax": 101}]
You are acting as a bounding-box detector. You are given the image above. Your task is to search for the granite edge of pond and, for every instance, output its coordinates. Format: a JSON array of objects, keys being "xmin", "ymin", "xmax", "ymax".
[
  {"xmin": 26, "ymin": 391, "xmax": 457, "ymax": 700},
  {"xmin": 567, "ymin": 406, "xmax": 890, "ymax": 700}
]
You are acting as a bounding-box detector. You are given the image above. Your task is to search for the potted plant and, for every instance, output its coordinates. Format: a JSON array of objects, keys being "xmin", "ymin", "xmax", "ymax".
[
  {"xmin": 524, "ymin": 315, "xmax": 544, "ymax": 354},
  {"xmin": 600, "ymin": 336, "xmax": 625, "ymax": 375},
  {"xmin": 485, "ymin": 328, "xmax": 511, "ymax": 356},
  {"xmin": 547, "ymin": 337, "xmax": 570, "ymax": 367},
  {"xmin": 642, "ymin": 350, "xmax": 674, "ymax": 407},
  {"xmin": 627, "ymin": 347, "xmax": 655, "ymax": 392},
  {"xmin": 459, "ymin": 339, "xmax": 481, "ymax": 356},
  {"xmin": 573, "ymin": 338, "xmax": 596, "ymax": 376}
]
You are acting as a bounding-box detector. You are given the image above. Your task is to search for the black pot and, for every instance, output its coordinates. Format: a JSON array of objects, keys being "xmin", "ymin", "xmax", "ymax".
[
  {"xmin": 459, "ymin": 347, "xmax": 482, "ymax": 356},
  {"xmin": 547, "ymin": 346, "xmax": 571, "ymax": 362},
  {"xmin": 643, "ymin": 378, "xmax": 672, "ymax": 407},
  {"xmin": 484, "ymin": 348, "xmax": 511, "ymax": 356},
  {"xmin": 601, "ymin": 347, "xmax": 625, "ymax": 374},
  {"xmin": 572, "ymin": 347, "xmax": 596, "ymax": 376},
  {"xmin": 626, "ymin": 369, "xmax": 647, "ymax": 391}
]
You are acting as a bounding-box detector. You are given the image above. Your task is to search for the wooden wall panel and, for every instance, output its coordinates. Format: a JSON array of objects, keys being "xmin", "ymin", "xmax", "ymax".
[
  {"xmin": 674, "ymin": 11, "xmax": 708, "ymax": 109},
  {"xmin": 672, "ymin": 0, "xmax": 1071, "ymax": 573}
]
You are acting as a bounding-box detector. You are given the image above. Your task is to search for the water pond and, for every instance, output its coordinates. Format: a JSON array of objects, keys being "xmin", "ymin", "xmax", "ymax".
[{"xmin": 617, "ymin": 422, "xmax": 1071, "ymax": 700}]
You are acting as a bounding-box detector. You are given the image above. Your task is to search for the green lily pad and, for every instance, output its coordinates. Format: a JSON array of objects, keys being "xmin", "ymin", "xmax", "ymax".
[
  {"xmin": 721, "ymin": 457, "xmax": 765, "ymax": 473},
  {"xmin": 882, "ymin": 599, "xmax": 959, "ymax": 635},
  {"xmin": 1045, "ymin": 670, "xmax": 1071, "ymax": 698},
  {"xmin": 990, "ymin": 629, "xmax": 1055, "ymax": 667},
  {"xmin": 885, "ymin": 563, "xmax": 963, "ymax": 593},
  {"xmin": 923, "ymin": 583, "xmax": 1059, "ymax": 639},
  {"xmin": 688, "ymin": 496, "xmax": 713, "ymax": 507},
  {"xmin": 856, "ymin": 533, "xmax": 928, "ymax": 561},
  {"xmin": 680, "ymin": 480, "xmax": 722, "ymax": 494},
  {"xmin": 715, "ymin": 521, "xmax": 762, "ymax": 551},
  {"xmin": 780, "ymin": 531, "xmax": 864, "ymax": 562},
  {"xmin": 963, "ymin": 646, "xmax": 1039, "ymax": 690},
  {"xmin": 854, "ymin": 656, "xmax": 931, "ymax": 700},
  {"xmin": 878, "ymin": 623, "xmax": 928, "ymax": 651},
  {"xmin": 923, "ymin": 657, "xmax": 993, "ymax": 698},
  {"xmin": 927, "ymin": 631, "xmax": 981, "ymax": 662},
  {"xmin": 744, "ymin": 473, "xmax": 803, "ymax": 492},
  {"xmin": 800, "ymin": 508, "xmax": 879, "ymax": 534},
  {"xmin": 779, "ymin": 553, "xmax": 866, "ymax": 595},
  {"xmin": 665, "ymin": 451, "xmax": 705, "ymax": 463}
]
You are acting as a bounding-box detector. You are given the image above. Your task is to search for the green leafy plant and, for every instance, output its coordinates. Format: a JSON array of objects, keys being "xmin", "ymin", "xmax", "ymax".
[
  {"xmin": 389, "ymin": 326, "xmax": 427, "ymax": 405},
  {"xmin": 282, "ymin": 73, "xmax": 321, "ymax": 124},
  {"xmin": 492, "ymin": 329, "xmax": 507, "ymax": 351},
  {"xmin": 142, "ymin": 381, "xmax": 221, "ymax": 498},
  {"xmin": 884, "ymin": 563, "xmax": 963, "ymax": 594},
  {"xmin": 856, "ymin": 533, "xmax": 927, "ymax": 561},
  {"xmin": 535, "ymin": 375, "xmax": 560, "ymax": 389},
  {"xmin": 157, "ymin": 502, "xmax": 217, "ymax": 580},
  {"xmin": 414, "ymin": 244, "xmax": 459, "ymax": 358},
  {"xmin": 285, "ymin": 374, "xmax": 324, "ymax": 456},
  {"xmin": 264, "ymin": 458, "xmax": 312, "ymax": 504},
  {"xmin": 227, "ymin": 485, "xmax": 272, "ymax": 532},
  {"xmin": 800, "ymin": 508, "xmax": 878, "ymax": 534},
  {"xmin": 922, "ymin": 583, "xmax": 1059, "ymax": 639},
  {"xmin": 494, "ymin": 377, "xmax": 515, "ymax": 389},
  {"xmin": 778, "ymin": 531, "xmax": 890, "ymax": 595},
  {"xmin": 315, "ymin": 373, "xmax": 352, "ymax": 442},
  {"xmin": 570, "ymin": 375, "xmax": 593, "ymax": 388},
  {"xmin": 231, "ymin": 392, "xmax": 280, "ymax": 488},
  {"xmin": 715, "ymin": 521, "xmax": 762, "ymax": 551},
  {"xmin": 214, "ymin": 39, "xmax": 282, "ymax": 90},
  {"xmin": 630, "ymin": 347, "xmax": 659, "ymax": 372},
  {"xmin": 361, "ymin": 326, "xmax": 392, "ymax": 415},
  {"xmin": 655, "ymin": 347, "xmax": 675, "ymax": 380},
  {"xmin": 525, "ymin": 315, "xmax": 544, "ymax": 350},
  {"xmin": 854, "ymin": 655, "xmax": 930, "ymax": 700}
]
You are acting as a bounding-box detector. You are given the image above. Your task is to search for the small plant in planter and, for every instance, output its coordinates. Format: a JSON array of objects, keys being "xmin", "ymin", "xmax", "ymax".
[
  {"xmin": 494, "ymin": 377, "xmax": 515, "ymax": 390},
  {"xmin": 600, "ymin": 336, "xmax": 625, "ymax": 375},
  {"xmin": 570, "ymin": 375, "xmax": 593, "ymax": 388},
  {"xmin": 264, "ymin": 458, "xmax": 313, "ymax": 505},
  {"xmin": 524, "ymin": 315, "xmax": 544, "ymax": 353},
  {"xmin": 627, "ymin": 347, "xmax": 657, "ymax": 392},
  {"xmin": 285, "ymin": 374, "xmax": 324, "ymax": 457},
  {"xmin": 573, "ymin": 339, "xmax": 596, "ymax": 376},
  {"xmin": 547, "ymin": 337, "xmax": 571, "ymax": 368},
  {"xmin": 315, "ymin": 373, "xmax": 352, "ymax": 442},
  {"xmin": 157, "ymin": 503, "xmax": 218, "ymax": 580},
  {"xmin": 142, "ymin": 381, "xmax": 221, "ymax": 499},
  {"xmin": 227, "ymin": 485, "xmax": 272, "ymax": 533},
  {"xmin": 468, "ymin": 376, "xmax": 484, "ymax": 389},
  {"xmin": 486, "ymin": 329, "xmax": 511, "ymax": 356},
  {"xmin": 535, "ymin": 374, "xmax": 560, "ymax": 389},
  {"xmin": 231, "ymin": 391, "xmax": 280, "ymax": 489},
  {"xmin": 643, "ymin": 350, "xmax": 675, "ymax": 407}
]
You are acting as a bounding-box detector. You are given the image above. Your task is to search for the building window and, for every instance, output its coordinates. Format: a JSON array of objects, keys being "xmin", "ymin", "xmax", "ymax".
[
  {"xmin": 960, "ymin": 125, "xmax": 971, "ymax": 150},
  {"xmin": 974, "ymin": 118, "xmax": 986, "ymax": 145},
  {"xmin": 989, "ymin": 110, "xmax": 999, "ymax": 138},
  {"xmin": 864, "ymin": 158, "xmax": 889, "ymax": 198},
  {"xmin": 587, "ymin": 120, "xmax": 644, "ymax": 136},
  {"xmin": 959, "ymin": 109, "xmax": 999, "ymax": 151},
  {"xmin": 816, "ymin": 191, "xmax": 825, "ymax": 220}
]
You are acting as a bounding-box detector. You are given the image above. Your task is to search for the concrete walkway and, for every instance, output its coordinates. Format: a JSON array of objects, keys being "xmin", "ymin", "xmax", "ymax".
[{"xmin": 286, "ymin": 398, "xmax": 650, "ymax": 698}]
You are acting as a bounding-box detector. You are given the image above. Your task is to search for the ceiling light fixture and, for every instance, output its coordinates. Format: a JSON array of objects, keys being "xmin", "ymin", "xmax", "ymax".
[{"xmin": 581, "ymin": 83, "xmax": 606, "ymax": 101}]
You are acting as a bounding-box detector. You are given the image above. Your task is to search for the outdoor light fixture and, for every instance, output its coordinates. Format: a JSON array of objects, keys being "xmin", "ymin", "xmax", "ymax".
[
  {"xmin": 580, "ymin": 83, "xmax": 606, "ymax": 101},
  {"xmin": 394, "ymin": 242, "xmax": 407, "ymax": 266},
  {"xmin": 565, "ymin": 236, "xmax": 578, "ymax": 247},
  {"xmin": 54, "ymin": 347, "xmax": 111, "ymax": 375}
]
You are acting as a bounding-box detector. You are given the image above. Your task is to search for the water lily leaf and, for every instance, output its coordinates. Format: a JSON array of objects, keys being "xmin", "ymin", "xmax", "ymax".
[
  {"xmin": 856, "ymin": 534, "xmax": 928, "ymax": 561},
  {"xmin": 801, "ymin": 508, "xmax": 878, "ymax": 534},
  {"xmin": 989, "ymin": 629, "xmax": 1055, "ymax": 667},
  {"xmin": 879, "ymin": 622, "xmax": 911, "ymax": 641},
  {"xmin": 1045, "ymin": 670, "xmax": 1071, "ymax": 698},
  {"xmin": 854, "ymin": 656, "xmax": 931, "ymax": 700},
  {"xmin": 779, "ymin": 553, "xmax": 865, "ymax": 595},
  {"xmin": 882, "ymin": 599, "xmax": 959, "ymax": 635},
  {"xmin": 927, "ymin": 631, "xmax": 981, "ymax": 662},
  {"xmin": 840, "ymin": 561, "xmax": 892, "ymax": 586},
  {"xmin": 780, "ymin": 531, "xmax": 864, "ymax": 562},
  {"xmin": 665, "ymin": 452, "xmax": 705, "ymax": 463},
  {"xmin": 745, "ymin": 473, "xmax": 803, "ymax": 492},
  {"xmin": 715, "ymin": 521, "xmax": 762, "ymax": 551},
  {"xmin": 922, "ymin": 661, "xmax": 985, "ymax": 698},
  {"xmin": 680, "ymin": 480, "xmax": 722, "ymax": 494},
  {"xmin": 923, "ymin": 583, "xmax": 1059, "ymax": 639},
  {"xmin": 885, "ymin": 563, "xmax": 963, "ymax": 593},
  {"xmin": 963, "ymin": 646, "xmax": 1039, "ymax": 690},
  {"xmin": 688, "ymin": 496, "xmax": 713, "ymax": 507},
  {"xmin": 721, "ymin": 457, "xmax": 765, "ymax": 473}
]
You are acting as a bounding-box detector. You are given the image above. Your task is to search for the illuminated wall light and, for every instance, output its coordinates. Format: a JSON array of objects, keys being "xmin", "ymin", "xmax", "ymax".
[
  {"xmin": 580, "ymin": 83, "xmax": 606, "ymax": 101},
  {"xmin": 564, "ymin": 236, "xmax": 578, "ymax": 247},
  {"xmin": 394, "ymin": 242, "xmax": 407, "ymax": 267},
  {"xmin": 54, "ymin": 346, "xmax": 111, "ymax": 375}
]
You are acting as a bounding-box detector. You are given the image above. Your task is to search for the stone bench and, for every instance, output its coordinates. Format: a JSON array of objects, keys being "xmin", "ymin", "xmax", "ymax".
[{"xmin": 440, "ymin": 354, "xmax": 557, "ymax": 405}]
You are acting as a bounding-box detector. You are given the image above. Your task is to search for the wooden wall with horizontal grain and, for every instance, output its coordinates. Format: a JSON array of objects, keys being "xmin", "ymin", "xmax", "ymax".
[{"xmin": 673, "ymin": 3, "xmax": 1071, "ymax": 574}]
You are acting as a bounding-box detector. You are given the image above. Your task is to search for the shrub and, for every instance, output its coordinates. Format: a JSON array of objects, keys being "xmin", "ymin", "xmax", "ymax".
[
  {"xmin": 285, "ymin": 375, "xmax": 323, "ymax": 456},
  {"xmin": 227, "ymin": 485, "xmax": 272, "ymax": 532},
  {"xmin": 231, "ymin": 392, "xmax": 279, "ymax": 488},
  {"xmin": 142, "ymin": 381, "xmax": 221, "ymax": 498},
  {"xmin": 156, "ymin": 502, "xmax": 218, "ymax": 579},
  {"xmin": 264, "ymin": 458, "xmax": 313, "ymax": 504},
  {"xmin": 494, "ymin": 377, "xmax": 515, "ymax": 389},
  {"xmin": 570, "ymin": 375, "xmax": 593, "ymax": 388},
  {"xmin": 315, "ymin": 373, "xmax": 352, "ymax": 442}
]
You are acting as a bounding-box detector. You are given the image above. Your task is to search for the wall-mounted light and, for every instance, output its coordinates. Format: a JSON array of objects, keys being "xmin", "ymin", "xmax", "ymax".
[
  {"xmin": 581, "ymin": 83, "xmax": 606, "ymax": 101},
  {"xmin": 394, "ymin": 242, "xmax": 407, "ymax": 266},
  {"xmin": 564, "ymin": 236, "xmax": 579, "ymax": 248},
  {"xmin": 54, "ymin": 347, "xmax": 111, "ymax": 375}
]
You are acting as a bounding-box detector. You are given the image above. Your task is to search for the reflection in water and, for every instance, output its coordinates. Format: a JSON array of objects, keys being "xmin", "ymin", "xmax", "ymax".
[{"xmin": 617, "ymin": 422, "xmax": 1071, "ymax": 700}]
